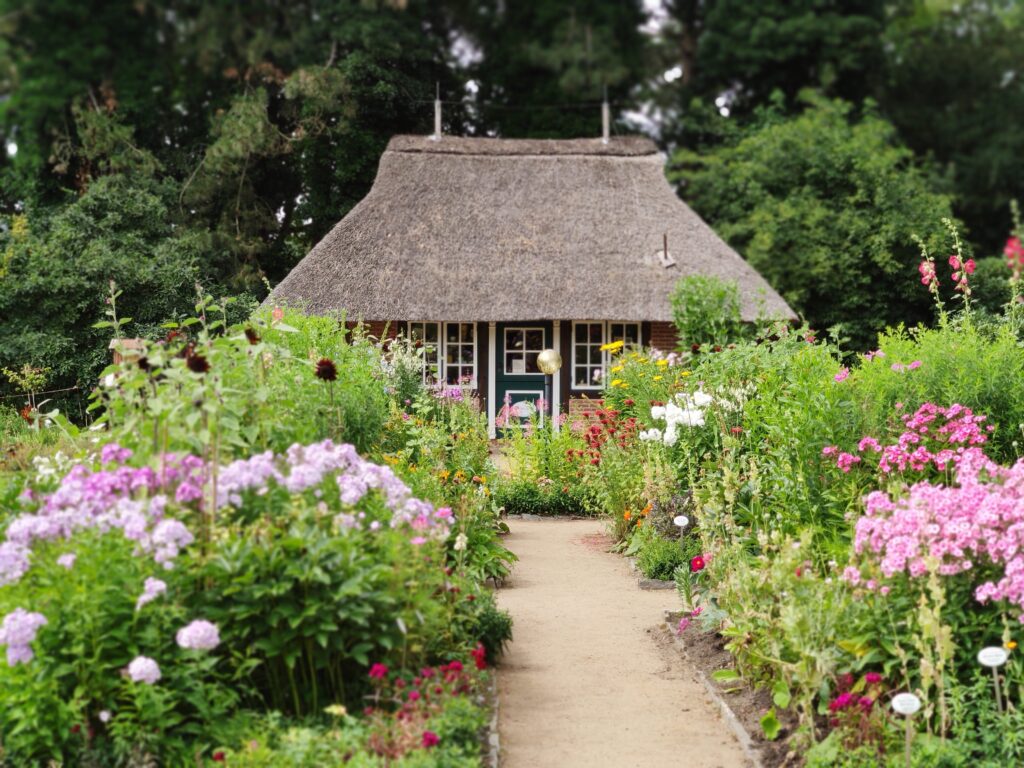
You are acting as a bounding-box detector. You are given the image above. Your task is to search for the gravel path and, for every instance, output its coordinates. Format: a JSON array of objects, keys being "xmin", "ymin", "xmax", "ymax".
[{"xmin": 495, "ymin": 518, "xmax": 750, "ymax": 768}]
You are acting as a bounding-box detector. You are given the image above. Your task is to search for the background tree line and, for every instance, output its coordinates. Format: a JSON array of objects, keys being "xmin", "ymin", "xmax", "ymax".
[{"xmin": 0, "ymin": 0, "xmax": 1021, "ymax": 398}]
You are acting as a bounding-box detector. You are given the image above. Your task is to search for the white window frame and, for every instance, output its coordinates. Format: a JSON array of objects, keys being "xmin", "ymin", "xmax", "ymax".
[
  {"xmin": 407, "ymin": 321, "xmax": 442, "ymax": 385},
  {"xmin": 571, "ymin": 320, "xmax": 606, "ymax": 391},
  {"xmin": 442, "ymin": 322, "xmax": 478, "ymax": 388},
  {"xmin": 502, "ymin": 326, "xmax": 546, "ymax": 376},
  {"xmin": 407, "ymin": 321, "xmax": 478, "ymax": 389},
  {"xmin": 570, "ymin": 321, "xmax": 643, "ymax": 390}
]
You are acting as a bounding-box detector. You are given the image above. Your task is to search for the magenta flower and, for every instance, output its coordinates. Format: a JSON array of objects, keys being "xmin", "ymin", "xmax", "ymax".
[{"xmin": 834, "ymin": 367, "xmax": 850, "ymax": 383}]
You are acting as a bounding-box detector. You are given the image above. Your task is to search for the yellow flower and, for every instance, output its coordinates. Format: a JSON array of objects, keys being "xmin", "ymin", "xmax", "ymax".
[
  {"xmin": 681, "ymin": 371, "xmax": 692, "ymax": 377},
  {"xmin": 654, "ymin": 375, "xmax": 663, "ymax": 381},
  {"xmin": 600, "ymin": 340, "xmax": 625, "ymax": 352},
  {"xmin": 623, "ymin": 509, "xmax": 632, "ymax": 520},
  {"xmin": 610, "ymin": 379, "xmax": 623, "ymax": 387},
  {"xmin": 324, "ymin": 704, "xmax": 348, "ymax": 718},
  {"xmin": 610, "ymin": 364, "xmax": 624, "ymax": 374},
  {"xmin": 1007, "ymin": 641, "xmax": 1018, "ymax": 650},
  {"xmin": 656, "ymin": 359, "xmax": 669, "ymax": 367}
]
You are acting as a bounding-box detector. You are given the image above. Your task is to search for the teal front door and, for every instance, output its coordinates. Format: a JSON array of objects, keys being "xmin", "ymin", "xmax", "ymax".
[{"xmin": 494, "ymin": 322, "xmax": 553, "ymax": 433}]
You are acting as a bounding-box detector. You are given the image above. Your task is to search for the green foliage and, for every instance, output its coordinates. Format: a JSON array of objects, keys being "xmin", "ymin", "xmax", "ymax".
[
  {"xmin": 491, "ymin": 479, "xmax": 596, "ymax": 517},
  {"xmin": 0, "ymin": 176, "xmax": 210, "ymax": 393},
  {"xmin": 670, "ymin": 275, "xmax": 746, "ymax": 348},
  {"xmin": 633, "ymin": 526, "xmax": 686, "ymax": 581},
  {"xmin": 671, "ymin": 96, "xmax": 957, "ymax": 350}
]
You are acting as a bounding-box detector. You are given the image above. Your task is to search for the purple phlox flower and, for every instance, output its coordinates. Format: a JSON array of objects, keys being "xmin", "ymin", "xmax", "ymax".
[
  {"xmin": 135, "ymin": 577, "xmax": 167, "ymax": 610},
  {"xmin": 127, "ymin": 656, "xmax": 161, "ymax": 684},
  {"xmin": 175, "ymin": 619, "xmax": 220, "ymax": 651},
  {"xmin": 56, "ymin": 552, "xmax": 76, "ymax": 570},
  {"xmin": 0, "ymin": 608, "xmax": 48, "ymax": 666}
]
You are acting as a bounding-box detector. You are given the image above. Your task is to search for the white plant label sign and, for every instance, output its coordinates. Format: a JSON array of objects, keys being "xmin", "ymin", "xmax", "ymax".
[
  {"xmin": 673, "ymin": 515, "xmax": 689, "ymax": 528},
  {"xmin": 978, "ymin": 647, "xmax": 1008, "ymax": 668},
  {"xmin": 891, "ymin": 693, "xmax": 921, "ymax": 716}
]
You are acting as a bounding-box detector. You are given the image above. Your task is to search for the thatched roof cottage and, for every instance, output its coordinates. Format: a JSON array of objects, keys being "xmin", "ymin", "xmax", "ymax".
[{"xmin": 269, "ymin": 133, "xmax": 792, "ymax": 436}]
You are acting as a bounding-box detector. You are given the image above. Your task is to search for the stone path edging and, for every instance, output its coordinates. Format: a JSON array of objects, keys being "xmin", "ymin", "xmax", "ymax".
[{"xmin": 662, "ymin": 612, "xmax": 765, "ymax": 768}]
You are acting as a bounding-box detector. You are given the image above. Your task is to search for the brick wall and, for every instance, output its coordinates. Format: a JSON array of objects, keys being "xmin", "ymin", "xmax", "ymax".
[
  {"xmin": 649, "ymin": 321, "xmax": 679, "ymax": 352},
  {"xmin": 567, "ymin": 396, "xmax": 605, "ymax": 431},
  {"xmin": 345, "ymin": 320, "xmax": 399, "ymax": 341}
]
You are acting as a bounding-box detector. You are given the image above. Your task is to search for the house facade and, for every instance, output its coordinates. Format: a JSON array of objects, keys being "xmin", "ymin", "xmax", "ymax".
[{"xmin": 267, "ymin": 134, "xmax": 792, "ymax": 437}]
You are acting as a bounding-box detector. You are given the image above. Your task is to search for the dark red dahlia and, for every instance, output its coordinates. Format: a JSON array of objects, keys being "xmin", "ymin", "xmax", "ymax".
[{"xmin": 314, "ymin": 357, "xmax": 338, "ymax": 382}]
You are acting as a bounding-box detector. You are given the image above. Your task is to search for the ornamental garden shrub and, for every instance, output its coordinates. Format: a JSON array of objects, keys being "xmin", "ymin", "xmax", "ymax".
[{"xmin": 0, "ymin": 300, "xmax": 512, "ymax": 765}]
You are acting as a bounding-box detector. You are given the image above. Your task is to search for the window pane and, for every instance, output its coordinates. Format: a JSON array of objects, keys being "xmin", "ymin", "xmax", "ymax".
[
  {"xmin": 589, "ymin": 323, "xmax": 603, "ymax": 343},
  {"xmin": 575, "ymin": 324, "xmax": 586, "ymax": 343},
  {"xmin": 589, "ymin": 346, "xmax": 602, "ymax": 364},
  {"xmin": 426, "ymin": 324, "xmax": 439, "ymax": 342},
  {"xmin": 506, "ymin": 330, "xmax": 524, "ymax": 349},
  {"xmin": 505, "ymin": 352, "xmax": 519, "ymax": 373},
  {"xmin": 461, "ymin": 323, "xmax": 474, "ymax": 342},
  {"xmin": 460, "ymin": 346, "xmax": 473, "ymax": 364},
  {"xmin": 575, "ymin": 367, "xmax": 588, "ymax": 386},
  {"xmin": 525, "ymin": 352, "xmax": 539, "ymax": 373},
  {"xmin": 447, "ymin": 326, "xmax": 459, "ymax": 343},
  {"xmin": 526, "ymin": 330, "xmax": 543, "ymax": 350}
]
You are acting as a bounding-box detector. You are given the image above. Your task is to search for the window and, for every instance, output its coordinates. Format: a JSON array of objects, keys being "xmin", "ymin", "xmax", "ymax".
[
  {"xmin": 609, "ymin": 322, "xmax": 641, "ymax": 349},
  {"xmin": 504, "ymin": 327, "xmax": 545, "ymax": 374},
  {"xmin": 444, "ymin": 323, "xmax": 476, "ymax": 386},
  {"xmin": 407, "ymin": 322, "xmax": 441, "ymax": 384},
  {"xmin": 571, "ymin": 321, "xmax": 643, "ymax": 390},
  {"xmin": 573, "ymin": 321, "xmax": 605, "ymax": 389}
]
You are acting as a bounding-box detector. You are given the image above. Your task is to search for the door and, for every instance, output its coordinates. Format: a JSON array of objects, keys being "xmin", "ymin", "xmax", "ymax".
[{"xmin": 494, "ymin": 322, "xmax": 553, "ymax": 434}]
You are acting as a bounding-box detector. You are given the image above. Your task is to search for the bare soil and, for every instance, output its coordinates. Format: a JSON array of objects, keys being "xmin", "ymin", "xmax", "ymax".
[
  {"xmin": 673, "ymin": 620, "xmax": 801, "ymax": 767},
  {"xmin": 495, "ymin": 519, "xmax": 753, "ymax": 768}
]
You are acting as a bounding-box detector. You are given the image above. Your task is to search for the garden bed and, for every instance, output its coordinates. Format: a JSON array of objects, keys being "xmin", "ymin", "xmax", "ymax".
[{"xmin": 663, "ymin": 615, "xmax": 799, "ymax": 768}]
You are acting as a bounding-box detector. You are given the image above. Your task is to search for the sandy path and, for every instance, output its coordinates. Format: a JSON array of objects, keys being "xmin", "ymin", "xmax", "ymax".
[{"xmin": 495, "ymin": 519, "xmax": 749, "ymax": 768}]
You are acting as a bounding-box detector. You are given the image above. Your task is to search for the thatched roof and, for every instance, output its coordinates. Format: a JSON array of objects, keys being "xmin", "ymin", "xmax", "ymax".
[{"xmin": 268, "ymin": 135, "xmax": 794, "ymax": 322}]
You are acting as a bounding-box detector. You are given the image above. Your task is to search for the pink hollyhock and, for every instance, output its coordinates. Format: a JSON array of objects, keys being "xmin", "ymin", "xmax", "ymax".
[{"xmin": 834, "ymin": 367, "xmax": 850, "ymax": 383}]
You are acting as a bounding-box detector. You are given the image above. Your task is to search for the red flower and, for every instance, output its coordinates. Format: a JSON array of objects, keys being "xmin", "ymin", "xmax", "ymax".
[
  {"xmin": 690, "ymin": 556, "xmax": 705, "ymax": 573},
  {"xmin": 314, "ymin": 357, "xmax": 338, "ymax": 382},
  {"xmin": 730, "ymin": 426, "xmax": 743, "ymax": 434},
  {"xmin": 212, "ymin": 751, "xmax": 226, "ymax": 763},
  {"xmin": 408, "ymin": 690, "xmax": 421, "ymax": 701},
  {"xmin": 471, "ymin": 643, "xmax": 487, "ymax": 670},
  {"xmin": 368, "ymin": 663, "xmax": 389, "ymax": 679},
  {"xmin": 422, "ymin": 731, "xmax": 440, "ymax": 748},
  {"xmin": 624, "ymin": 399, "xmax": 635, "ymax": 406},
  {"xmin": 447, "ymin": 660, "xmax": 464, "ymax": 673}
]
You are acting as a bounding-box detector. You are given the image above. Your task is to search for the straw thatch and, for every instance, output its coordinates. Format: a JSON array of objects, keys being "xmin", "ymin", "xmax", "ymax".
[{"xmin": 268, "ymin": 135, "xmax": 794, "ymax": 322}]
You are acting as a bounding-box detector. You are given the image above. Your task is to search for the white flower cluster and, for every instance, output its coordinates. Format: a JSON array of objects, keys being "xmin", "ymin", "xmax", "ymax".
[{"xmin": 639, "ymin": 390, "xmax": 713, "ymax": 446}]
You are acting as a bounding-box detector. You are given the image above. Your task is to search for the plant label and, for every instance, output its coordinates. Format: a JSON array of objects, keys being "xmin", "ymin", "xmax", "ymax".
[
  {"xmin": 673, "ymin": 515, "xmax": 689, "ymax": 528},
  {"xmin": 891, "ymin": 693, "xmax": 921, "ymax": 716},
  {"xmin": 978, "ymin": 647, "xmax": 1008, "ymax": 668}
]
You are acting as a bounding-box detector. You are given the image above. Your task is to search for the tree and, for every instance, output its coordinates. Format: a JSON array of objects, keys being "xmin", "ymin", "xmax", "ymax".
[
  {"xmin": 670, "ymin": 96, "xmax": 957, "ymax": 350},
  {"xmin": 447, "ymin": 0, "xmax": 647, "ymax": 137},
  {"xmin": 879, "ymin": 0, "xmax": 1024, "ymax": 255}
]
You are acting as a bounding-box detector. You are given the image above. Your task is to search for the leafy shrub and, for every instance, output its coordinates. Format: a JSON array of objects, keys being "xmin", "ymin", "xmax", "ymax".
[
  {"xmin": 671, "ymin": 95, "xmax": 956, "ymax": 350},
  {"xmin": 491, "ymin": 479, "xmax": 596, "ymax": 517},
  {"xmin": 634, "ymin": 528, "xmax": 686, "ymax": 581},
  {"xmin": 670, "ymin": 275, "xmax": 746, "ymax": 348}
]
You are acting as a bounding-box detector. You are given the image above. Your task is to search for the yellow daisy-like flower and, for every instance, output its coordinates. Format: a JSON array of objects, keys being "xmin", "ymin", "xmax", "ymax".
[
  {"xmin": 681, "ymin": 371, "xmax": 692, "ymax": 377},
  {"xmin": 610, "ymin": 379, "xmax": 623, "ymax": 387},
  {"xmin": 654, "ymin": 375, "xmax": 663, "ymax": 381},
  {"xmin": 610, "ymin": 364, "xmax": 624, "ymax": 374},
  {"xmin": 600, "ymin": 340, "xmax": 625, "ymax": 352},
  {"xmin": 656, "ymin": 359, "xmax": 669, "ymax": 367},
  {"xmin": 1007, "ymin": 641, "xmax": 1018, "ymax": 650}
]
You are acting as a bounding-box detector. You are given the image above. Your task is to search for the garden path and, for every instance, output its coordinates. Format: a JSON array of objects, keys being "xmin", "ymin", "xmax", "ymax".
[{"xmin": 495, "ymin": 518, "xmax": 750, "ymax": 768}]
